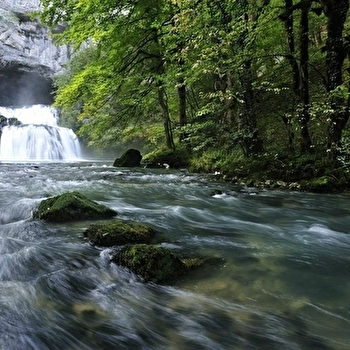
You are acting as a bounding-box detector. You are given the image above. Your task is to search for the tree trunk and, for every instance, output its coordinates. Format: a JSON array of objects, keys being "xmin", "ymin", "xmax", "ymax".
[
  {"xmin": 239, "ymin": 58, "xmax": 264, "ymax": 156},
  {"xmin": 298, "ymin": 1, "xmax": 312, "ymax": 153},
  {"xmin": 152, "ymin": 28, "xmax": 176, "ymax": 151},
  {"xmin": 324, "ymin": 0, "xmax": 350, "ymax": 151},
  {"xmin": 284, "ymin": 0, "xmax": 300, "ymax": 98},
  {"xmin": 282, "ymin": 114, "xmax": 295, "ymax": 152},
  {"xmin": 175, "ymin": 38, "xmax": 188, "ymax": 143},
  {"xmin": 237, "ymin": 0, "xmax": 264, "ymax": 156},
  {"xmin": 178, "ymin": 78, "xmax": 187, "ymax": 142},
  {"xmin": 158, "ymin": 85, "xmax": 176, "ymax": 150},
  {"xmin": 282, "ymin": 0, "xmax": 299, "ymax": 152}
]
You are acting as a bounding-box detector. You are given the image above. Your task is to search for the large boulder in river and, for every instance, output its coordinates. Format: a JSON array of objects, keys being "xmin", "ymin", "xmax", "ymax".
[
  {"xmin": 33, "ymin": 191, "xmax": 117, "ymax": 222},
  {"xmin": 113, "ymin": 149, "xmax": 142, "ymax": 167},
  {"xmin": 84, "ymin": 220, "xmax": 156, "ymax": 246},
  {"xmin": 112, "ymin": 244, "xmax": 206, "ymax": 284}
]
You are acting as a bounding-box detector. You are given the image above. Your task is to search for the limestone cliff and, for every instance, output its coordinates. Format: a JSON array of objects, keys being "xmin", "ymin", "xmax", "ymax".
[{"xmin": 0, "ymin": 0, "xmax": 68, "ymax": 106}]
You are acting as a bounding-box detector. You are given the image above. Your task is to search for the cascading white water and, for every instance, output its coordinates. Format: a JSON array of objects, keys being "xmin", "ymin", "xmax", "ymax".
[{"xmin": 0, "ymin": 105, "xmax": 81, "ymax": 161}]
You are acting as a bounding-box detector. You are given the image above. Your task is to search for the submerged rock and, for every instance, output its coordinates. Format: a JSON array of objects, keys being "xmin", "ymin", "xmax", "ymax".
[
  {"xmin": 84, "ymin": 220, "xmax": 156, "ymax": 246},
  {"xmin": 112, "ymin": 244, "xmax": 206, "ymax": 284},
  {"xmin": 33, "ymin": 191, "xmax": 117, "ymax": 222},
  {"xmin": 113, "ymin": 149, "xmax": 142, "ymax": 167}
]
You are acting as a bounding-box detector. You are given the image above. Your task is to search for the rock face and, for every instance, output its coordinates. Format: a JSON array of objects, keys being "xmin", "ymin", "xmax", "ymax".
[
  {"xmin": 0, "ymin": 1, "xmax": 69, "ymax": 106},
  {"xmin": 1, "ymin": 0, "xmax": 40, "ymax": 12}
]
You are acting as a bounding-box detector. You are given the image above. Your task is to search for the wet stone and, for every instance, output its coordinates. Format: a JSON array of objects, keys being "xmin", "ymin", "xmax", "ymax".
[
  {"xmin": 84, "ymin": 220, "xmax": 156, "ymax": 247},
  {"xmin": 32, "ymin": 191, "xmax": 117, "ymax": 222}
]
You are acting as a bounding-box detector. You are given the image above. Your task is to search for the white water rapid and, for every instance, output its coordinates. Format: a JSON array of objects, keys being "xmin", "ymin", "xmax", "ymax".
[{"xmin": 0, "ymin": 105, "xmax": 81, "ymax": 161}]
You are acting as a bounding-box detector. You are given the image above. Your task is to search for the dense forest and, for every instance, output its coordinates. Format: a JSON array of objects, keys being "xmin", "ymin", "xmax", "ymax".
[{"xmin": 39, "ymin": 0, "xmax": 350, "ymax": 190}]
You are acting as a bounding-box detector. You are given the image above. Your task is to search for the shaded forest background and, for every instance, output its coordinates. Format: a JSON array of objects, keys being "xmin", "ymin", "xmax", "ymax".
[{"xmin": 38, "ymin": 0, "xmax": 350, "ymax": 188}]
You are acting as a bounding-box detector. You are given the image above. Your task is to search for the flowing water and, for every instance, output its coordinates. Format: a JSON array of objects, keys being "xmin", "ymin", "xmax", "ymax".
[
  {"xmin": 0, "ymin": 161, "xmax": 349, "ymax": 350},
  {"xmin": 0, "ymin": 105, "xmax": 81, "ymax": 161},
  {"xmin": 0, "ymin": 104, "xmax": 349, "ymax": 349}
]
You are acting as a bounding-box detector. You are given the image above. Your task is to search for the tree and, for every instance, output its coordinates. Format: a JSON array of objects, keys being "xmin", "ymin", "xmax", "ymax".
[
  {"xmin": 169, "ymin": 0, "xmax": 267, "ymax": 156},
  {"xmin": 298, "ymin": 0, "xmax": 312, "ymax": 153},
  {"xmin": 280, "ymin": 0, "xmax": 316, "ymax": 153},
  {"xmin": 236, "ymin": 0, "xmax": 265, "ymax": 156},
  {"xmin": 38, "ymin": 0, "xmax": 350, "ymax": 166},
  {"xmin": 281, "ymin": 0, "xmax": 300, "ymax": 152},
  {"xmin": 40, "ymin": 0, "xmax": 178, "ymax": 150},
  {"xmin": 321, "ymin": 0, "xmax": 350, "ymax": 152}
]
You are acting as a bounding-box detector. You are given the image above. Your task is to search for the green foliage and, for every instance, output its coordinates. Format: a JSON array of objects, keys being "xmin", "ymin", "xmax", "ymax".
[
  {"xmin": 40, "ymin": 0, "xmax": 180, "ymax": 151},
  {"xmin": 181, "ymin": 119, "xmax": 218, "ymax": 152},
  {"xmin": 38, "ymin": 0, "xmax": 350, "ymax": 181},
  {"xmin": 336, "ymin": 129, "xmax": 350, "ymax": 170},
  {"xmin": 143, "ymin": 146, "xmax": 191, "ymax": 168},
  {"xmin": 188, "ymin": 148, "xmax": 244, "ymax": 174}
]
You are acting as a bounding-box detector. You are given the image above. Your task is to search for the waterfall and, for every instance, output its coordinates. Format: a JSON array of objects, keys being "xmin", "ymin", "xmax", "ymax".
[{"xmin": 0, "ymin": 105, "xmax": 81, "ymax": 161}]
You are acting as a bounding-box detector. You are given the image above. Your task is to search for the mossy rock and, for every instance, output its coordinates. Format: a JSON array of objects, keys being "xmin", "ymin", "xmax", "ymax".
[
  {"xmin": 181, "ymin": 257, "xmax": 209, "ymax": 271},
  {"xmin": 113, "ymin": 149, "xmax": 142, "ymax": 167},
  {"xmin": 84, "ymin": 220, "xmax": 156, "ymax": 247},
  {"xmin": 112, "ymin": 244, "xmax": 205, "ymax": 284},
  {"xmin": 33, "ymin": 191, "xmax": 117, "ymax": 222},
  {"xmin": 300, "ymin": 176, "xmax": 336, "ymax": 192},
  {"xmin": 143, "ymin": 147, "xmax": 190, "ymax": 168}
]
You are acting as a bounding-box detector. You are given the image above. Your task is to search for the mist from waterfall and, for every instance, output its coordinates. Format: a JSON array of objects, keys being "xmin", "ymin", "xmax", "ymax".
[{"xmin": 0, "ymin": 105, "xmax": 81, "ymax": 162}]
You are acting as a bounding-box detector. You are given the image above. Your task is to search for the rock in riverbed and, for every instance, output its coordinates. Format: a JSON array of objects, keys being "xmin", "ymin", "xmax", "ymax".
[
  {"xmin": 33, "ymin": 191, "xmax": 117, "ymax": 222},
  {"xmin": 84, "ymin": 220, "xmax": 156, "ymax": 246},
  {"xmin": 112, "ymin": 244, "xmax": 206, "ymax": 284}
]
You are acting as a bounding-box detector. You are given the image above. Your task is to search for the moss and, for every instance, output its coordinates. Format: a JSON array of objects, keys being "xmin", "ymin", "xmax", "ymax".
[
  {"xmin": 186, "ymin": 149, "xmax": 350, "ymax": 192},
  {"xmin": 300, "ymin": 176, "xmax": 336, "ymax": 192},
  {"xmin": 182, "ymin": 257, "xmax": 207, "ymax": 270},
  {"xmin": 112, "ymin": 244, "xmax": 187, "ymax": 284},
  {"xmin": 113, "ymin": 149, "xmax": 142, "ymax": 167},
  {"xmin": 112, "ymin": 244, "xmax": 220, "ymax": 284},
  {"xmin": 143, "ymin": 147, "xmax": 190, "ymax": 168},
  {"xmin": 32, "ymin": 191, "xmax": 117, "ymax": 222},
  {"xmin": 84, "ymin": 220, "xmax": 156, "ymax": 246}
]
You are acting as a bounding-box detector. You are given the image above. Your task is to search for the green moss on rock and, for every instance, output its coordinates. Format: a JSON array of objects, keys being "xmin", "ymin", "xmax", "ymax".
[
  {"xmin": 113, "ymin": 149, "xmax": 142, "ymax": 167},
  {"xmin": 181, "ymin": 257, "xmax": 207, "ymax": 271},
  {"xmin": 32, "ymin": 191, "xmax": 117, "ymax": 222},
  {"xmin": 300, "ymin": 176, "xmax": 336, "ymax": 192},
  {"xmin": 84, "ymin": 220, "xmax": 156, "ymax": 246},
  {"xmin": 143, "ymin": 147, "xmax": 190, "ymax": 168},
  {"xmin": 112, "ymin": 244, "xmax": 188, "ymax": 284}
]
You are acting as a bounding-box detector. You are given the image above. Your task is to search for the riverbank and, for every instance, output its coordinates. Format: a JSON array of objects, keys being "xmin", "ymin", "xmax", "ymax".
[
  {"xmin": 215, "ymin": 154, "xmax": 350, "ymax": 193},
  {"xmin": 142, "ymin": 148, "xmax": 350, "ymax": 193}
]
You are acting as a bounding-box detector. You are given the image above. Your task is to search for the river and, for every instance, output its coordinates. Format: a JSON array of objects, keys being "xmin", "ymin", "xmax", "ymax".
[{"xmin": 0, "ymin": 161, "xmax": 349, "ymax": 349}]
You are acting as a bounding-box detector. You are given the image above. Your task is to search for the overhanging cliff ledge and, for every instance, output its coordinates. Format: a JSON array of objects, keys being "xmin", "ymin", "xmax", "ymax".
[{"xmin": 0, "ymin": 1, "xmax": 68, "ymax": 107}]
